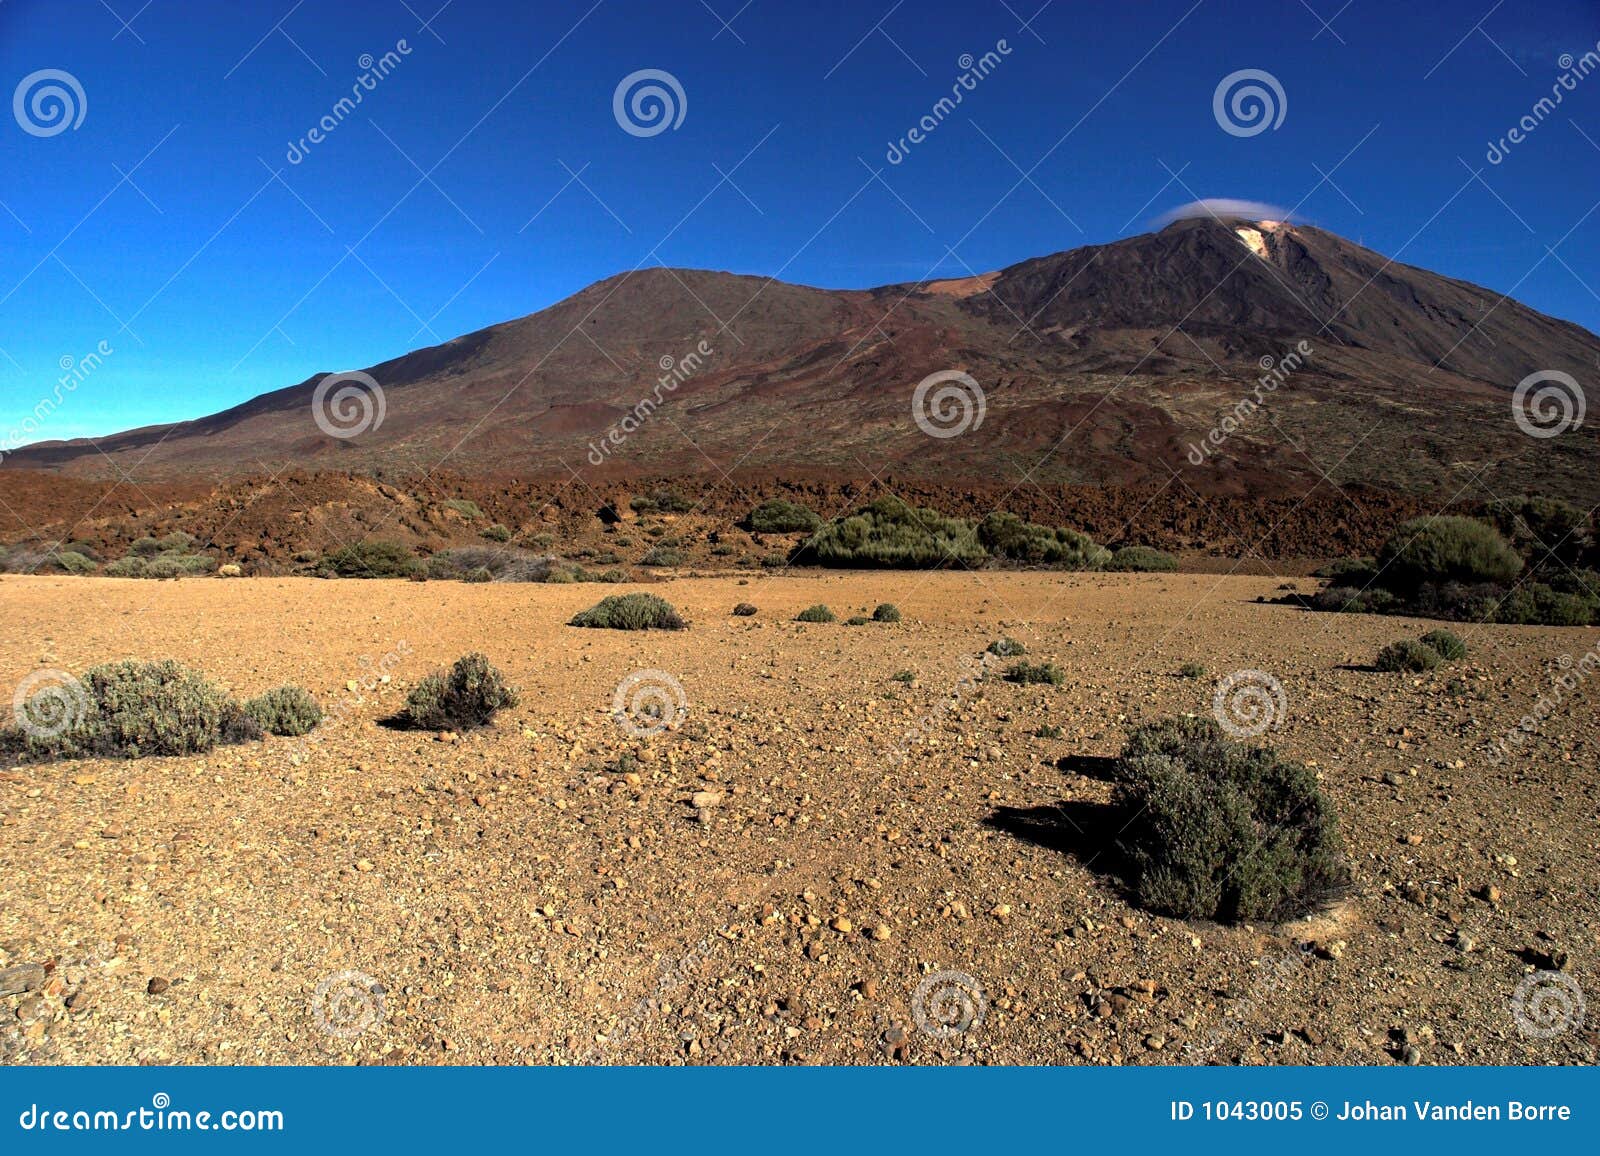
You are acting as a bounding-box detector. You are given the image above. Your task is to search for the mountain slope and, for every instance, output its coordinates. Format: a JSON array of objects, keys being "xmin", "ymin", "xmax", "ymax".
[{"xmin": 8, "ymin": 218, "xmax": 1598, "ymax": 502}]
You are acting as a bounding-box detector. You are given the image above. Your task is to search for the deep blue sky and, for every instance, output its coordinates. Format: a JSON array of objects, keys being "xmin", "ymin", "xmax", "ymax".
[{"xmin": 2, "ymin": 0, "xmax": 1599, "ymax": 442}]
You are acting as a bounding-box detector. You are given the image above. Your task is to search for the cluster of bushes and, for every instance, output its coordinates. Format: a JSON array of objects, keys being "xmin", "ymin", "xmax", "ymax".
[
  {"xmin": 570, "ymin": 593, "xmax": 687, "ymax": 630},
  {"xmin": 1314, "ymin": 508, "xmax": 1598, "ymax": 627},
  {"xmin": 0, "ymin": 660, "xmax": 321, "ymax": 761},
  {"xmin": 1004, "ymin": 661, "xmax": 1064, "ymax": 686},
  {"xmin": 0, "ymin": 541, "xmax": 102, "ymax": 575},
  {"xmin": 104, "ymin": 533, "xmax": 215, "ymax": 579},
  {"xmin": 1110, "ymin": 718, "xmax": 1350, "ymax": 922},
  {"xmin": 1375, "ymin": 628, "xmax": 1467, "ymax": 673},
  {"xmin": 630, "ymin": 489, "xmax": 694, "ymax": 514},
  {"xmin": 791, "ymin": 497, "xmax": 1175, "ymax": 573},
  {"xmin": 745, "ymin": 499, "xmax": 822, "ymax": 534}
]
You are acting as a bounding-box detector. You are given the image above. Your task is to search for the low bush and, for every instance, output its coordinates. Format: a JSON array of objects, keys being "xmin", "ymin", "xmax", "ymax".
[
  {"xmin": 641, "ymin": 546, "xmax": 685, "ymax": 567},
  {"xmin": 1110, "ymin": 718, "xmax": 1349, "ymax": 923},
  {"xmin": 977, "ymin": 512, "xmax": 1109, "ymax": 568},
  {"xmin": 243, "ymin": 686, "xmax": 324, "ymax": 736},
  {"xmin": 480, "ymin": 523, "xmax": 512, "ymax": 543},
  {"xmin": 1418, "ymin": 629, "xmax": 1466, "ymax": 661},
  {"xmin": 1178, "ymin": 661, "xmax": 1207, "ymax": 679},
  {"xmin": 871, "ymin": 602, "xmax": 902, "ymax": 623},
  {"xmin": 396, "ymin": 653, "xmax": 518, "ymax": 731},
  {"xmin": 442, "ymin": 499, "xmax": 483, "ymax": 521},
  {"xmin": 795, "ymin": 604, "xmax": 836, "ymax": 623},
  {"xmin": 987, "ymin": 637, "xmax": 1026, "ymax": 657},
  {"xmin": 746, "ymin": 498, "xmax": 822, "ymax": 534},
  {"xmin": 1004, "ymin": 661, "xmax": 1064, "ymax": 686},
  {"xmin": 630, "ymin": 489, "xmax": 694, "ymax": 514},
  {"xmin": 1375, "ymin": 639, "xmax": 1442, "ymax": 673},
  {"xmin": 845, "ymin": 614, "xmax": 870, "ymax": 626},
  {"xmin": 317, "ymin": 540, "xmax": 418, "ymax": 578},
  {"xmin": 570, "ymin": 593, "xmax": 687, "ymax": 630},
  {"xmin": 801, "ymin": 497, "xmax": 986, "ymax": 568},
  {"xmin": 1106, "ymin": 545, "xmax": 1179, "ymax": 572},
  {"xmin": 1, "ymin": 660, "xmax": 253, "ymax": 760},
  {"xmin": 1374, "ymin": 517, "xmax": 1522, "ymax": 593},
  {"xmin": 1311, "ymin": 557, "xmax": 1377, "ymax": 584}
]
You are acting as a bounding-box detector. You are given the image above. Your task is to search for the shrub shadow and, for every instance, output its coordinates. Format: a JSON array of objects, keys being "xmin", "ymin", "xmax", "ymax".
[{"xmin": 983, "ymin": 801, "xmax": 1136, "ymax": 891}]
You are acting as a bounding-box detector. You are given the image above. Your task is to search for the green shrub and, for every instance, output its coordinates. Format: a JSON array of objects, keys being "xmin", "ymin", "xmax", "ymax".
[
  {"xmin": 318, "ymin": 540, "xmax": 417, "ymax": 578},
  {"xmin": 641, "ymin": 546, "xmax": 685, "ymax": 567},
  {"xmin": 144, "ymin": 553, "xmax": 213, "ymax": 579},
  {"xmin": 243, "ymin": 686, "xmax": 324, "ymax": 736},
  {"xmin": 480, "ymin": 523, "xmax": 512, "ymax": 543},
  {"xmin": 802, "ymin": 497, "xmax": 986, "ymax": 568},
  {"xmin": 569, "ymin": 593, "xmax": 687, "ymax": 630},
  {"xmin": 463, "ymin": 566, "xmax": 493, "ymax": 583},
  {"xmin": 1035, "ymin": 724, "xmax": 1064, "ymax": 739},
  {"xmin": 1, "ymin": 660, "xmax": 252, "ymax": 760},
  {"xmin": 396, "ymin": 653, "xmax": 518, "ymax": 730},
  {"xmin": 845, "ymin": 615, "xmax": 870, "ymax": 626},
  {"xmin": 871, "ymin": 603, "xmax": 902, "ymax": 623},
  {"xmin": 732, "ymin": 602, "xmax": 758, "ymax": 617},
  {"xmin": 1375, "ymin": 639, "xmax": 1442, "ymax": 673},
  {"xmin": 987, "ymin": 637, "xmax": 1027, "ymax": 657},
  {"xmin": 1111, "ymin": 718, "xmax": 1349, "ymax": 922},
  {"xmin": 1312, "ymin": 557, "xmax": 1377, "ymax": 584},
  {"xmin": 442, "ymin": 499, "xmax": 483, "ymax": 521},
  {"xmin": 1005, "ymin": 661, "xmax": 1064, "ymax": 686},
  {"xmin": 104, "ymin": 556, "xmax": 148, "ymax": 578},
  {"xmin": 746, "ymin": 498, "xmax": 822, "ymax": 534},
  {"xmin": 1485, "ymin": 496, "xmax": 1592, "ymax": 568},
  {"xmin": 1310, "ymin": 585, "xmax": 1399, "ymax": 615},
  {"xmin": 630, "ymin": 489, "xmax": 694, "ymax": 514},
  {"xmin": 795, "ymin": 604, "xmax": 836, "ymax": 623},
  {"xmin": 1107, "ymin": 545, "xmax": 1179, "ymax": 572},
  {"xmin": 891, "ymin": 670, "xmax": 916, "ymax": 684},
  {"xmin": 596, "ymin": 568, "xmax": 627, "ymax": 583},
  {"xmin": 129, "ymin": 536, "xmax": 165, "ymax": 557},
  {"xmin": 1418, "ymin": 629, "xmax": 1466, "ymax": 661},
  {"xmin": 528, "ymin": 532, "xmax": 555, "ymax": 549},
  {"xmin": 1374, "ymin": 517, "xmax": 1521, "ymax": 593},
  {"xmin": 1178, "ymin": 661, "xmax": 1207, "ymax": 679},
  {"xmin": 53, "ymin": 551, "xmax": 97, "ymax": 575},
  {"xmin": 977, "ymin": 512, "xmax": 1109, "ymax": 568}
]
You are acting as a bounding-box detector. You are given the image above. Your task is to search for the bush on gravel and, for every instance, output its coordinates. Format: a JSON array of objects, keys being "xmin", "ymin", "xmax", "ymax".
[
  {"xmin": 1111, "ymin": 718, "xmax": 1349, "ymax": 923},
  {"xmin": 569, "ymin": 593, "xmax": 687, "ymax": 630},
  {"xmin": 395, "ymin": 653, "xmax": 518, "ymax": 731},
  {"xmin": 243, "ymin": 686, "xmax": 324, "ymax": 736}
]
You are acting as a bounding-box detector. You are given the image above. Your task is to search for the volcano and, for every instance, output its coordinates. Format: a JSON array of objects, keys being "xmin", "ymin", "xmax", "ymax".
[{"xmin": 7, "ymin": 217, "xmax": 1597, "ymax": 502}]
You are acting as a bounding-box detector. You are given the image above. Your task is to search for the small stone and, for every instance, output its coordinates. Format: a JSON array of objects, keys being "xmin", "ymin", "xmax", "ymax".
[
  {"xmin": 1480, "ymin": 884, "xmax": 1502, "ymax": 904},
  {"xmin": 146, "ymin": 977, "xmax": 170, "ymax": 996},
  {"xmin": 992, "ymin": 904, "xmax": 1012, "ymax": 919},
  {"xmin": 1402, "ymin": 1044, "xmax": 1423, "ymax": 1065},
  {"xmin": 355, "ymin": 859, "xmax": 374, "ymax": 873},
  {"xmin": 830, "ymin": 917, "xmax": 854, "ymax": 934},
  {"xmin": 691, "ymin": 791, "xmax": 723, "ymax": 809},
  {"xmin": 868, "ymin": 923, "xmax": 891, "ymax": 941},
  {"xmin": 0, "ymin": 964, "xmax": 45, "ymax": 997},
  {"xmin": 1403, "ymin": 833, "xmax": 1424, "ymax": 846},
  {"xmin": 1144, "ymin": 1034, "xmax": 1166, "ymax": 1051}
]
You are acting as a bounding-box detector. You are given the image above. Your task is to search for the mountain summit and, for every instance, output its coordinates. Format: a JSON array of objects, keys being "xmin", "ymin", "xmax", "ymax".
[{"xmin": 9, "ymin": 218, "xmax": 1597, "ymax": 501}]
